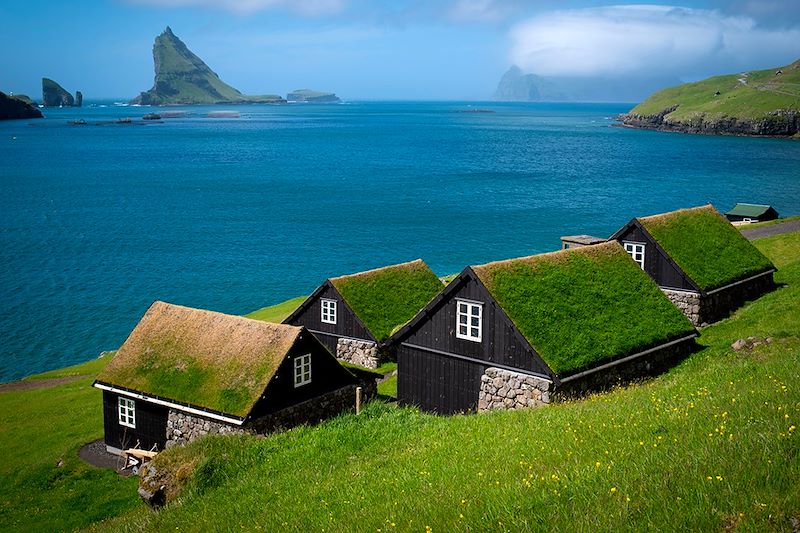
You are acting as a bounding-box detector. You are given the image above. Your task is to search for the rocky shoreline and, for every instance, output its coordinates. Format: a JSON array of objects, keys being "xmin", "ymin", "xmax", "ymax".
[{"xmin": 618, "ymin": 107, "xmax": 800, "ymax": 138}]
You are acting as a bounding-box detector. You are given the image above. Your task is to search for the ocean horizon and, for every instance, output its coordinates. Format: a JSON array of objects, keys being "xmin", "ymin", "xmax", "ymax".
[{"xmin": 1, "ymin": 100, "xmax": 798, "ymax": 381}]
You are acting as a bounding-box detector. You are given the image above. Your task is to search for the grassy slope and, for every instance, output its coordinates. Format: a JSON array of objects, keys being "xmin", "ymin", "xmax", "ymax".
[
  {"xmin": 629, "ymin": 60, "xmax": 800, "ymax": 121},
  {"xmin": 0, "ymin": 231, "xmax": 796, "ymax": 532},
  {"xmin": 475, "ymin": 244, "xmax": 694, "ymax": 374},
  {"xmin": 642, "ymin": 207, "xmax": 774, "ymax": 291},
  {"xmin": 97, "ymin": 231, "xmax": 799, "ymax": 532},
  {"xmin": 0, "ymin": 357, "xmax": 140, "ymax": 532},
  {"xmin": 244, "ymin": 296, "xmax": 306, "ymax": 323}
]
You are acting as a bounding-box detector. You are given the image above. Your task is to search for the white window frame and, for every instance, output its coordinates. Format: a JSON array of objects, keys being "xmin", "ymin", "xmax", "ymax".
[
  {"xmin": 456, "ymin": 299, "xmax": 483, "ymax": 342},
  {"xmin": 623, "ymin": 242, "xmax": 646, "ymax": 270},
  {"xmin": 118, "ymin": 397, "xmax": 136, "ymax": 428},
  {"xmin": 321, "ymin": 299, "xmax": 337, "ymax": 325},
  {"xmin": 294, "ymin": 353, "xmax": 312, "ymax": 387}
]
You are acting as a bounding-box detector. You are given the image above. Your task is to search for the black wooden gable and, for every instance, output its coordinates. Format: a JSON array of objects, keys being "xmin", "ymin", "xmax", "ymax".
[
  {"xmin": 391, "ymin": 267, "xmax": 558, "ymax": 383},
  {"xmin": 284, "ymin": 281, "xmax": 377, "ymax": 352},
  {"xmin": 611, "ymin": 219, "xmax": 701, "ymax": 293}
]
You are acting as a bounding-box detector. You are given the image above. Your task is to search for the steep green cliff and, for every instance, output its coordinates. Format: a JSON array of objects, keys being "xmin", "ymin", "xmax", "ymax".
[
  {"xmin": 42, "ymin": 78, "xmax": 75, "ymax": 107},
  {"xmin": 132, "ymin": 27, "xmax": 283, "ymax": 105},
  {"xmin": 620, "ymin": 60, "xmax": 800, "ymax": 137}
]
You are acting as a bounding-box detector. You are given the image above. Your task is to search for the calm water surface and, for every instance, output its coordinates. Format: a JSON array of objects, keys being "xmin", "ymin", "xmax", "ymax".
[{"xmin": 1, "ymin": 101, "xmax": 798, "ymax": 380}]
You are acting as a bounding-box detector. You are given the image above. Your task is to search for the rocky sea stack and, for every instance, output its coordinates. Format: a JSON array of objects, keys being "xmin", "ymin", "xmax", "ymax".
[
  {"xmin": 0, "ymin": 91, "xmax": 43, "ymax": 120},
  {"xmin": 132, "ymin": 27, "xmax": 284, "ymax": 106},
  {"xmin": 42, "ymin": 78, "xmax": 81, "ymax": 107},
  {"xmin": 619, "ymin": 59, "xmax": 800, "ymax": 137}
]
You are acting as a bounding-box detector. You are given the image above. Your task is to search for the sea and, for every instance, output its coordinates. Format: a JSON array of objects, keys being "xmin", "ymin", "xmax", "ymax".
[{"xmin": 1, "ymin": 101, "xmax": 798, "ymax": 381}]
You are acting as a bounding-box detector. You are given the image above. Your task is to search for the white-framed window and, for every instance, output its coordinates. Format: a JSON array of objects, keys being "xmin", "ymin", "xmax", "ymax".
[
  {"xmin": 624, "ymin": 242, "xmax": 646, "ymax": 270},
  {"xmin": 456, "ymin": 299, "xmax": 483, "ymax": 342},
  {"xmin": 321, "ymin": 299, "xmax": 337, "ymax": 324},
  {"xmin": 118, "ymin": 397, "xmax": 136, "ymax": 428},
  {"xmin": 294, "ymin": 353, "xmax": 312, "ymax": 387}
]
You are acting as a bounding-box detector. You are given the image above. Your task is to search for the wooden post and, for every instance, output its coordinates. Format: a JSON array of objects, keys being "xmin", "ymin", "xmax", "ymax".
[{"xmin": 356, "ymin": 386, "xmax": 362, "ymax": 415}]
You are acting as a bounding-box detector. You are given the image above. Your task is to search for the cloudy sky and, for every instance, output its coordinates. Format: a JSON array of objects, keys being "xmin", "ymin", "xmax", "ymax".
[{"xmin": 1, "ymin": 0, "xmax": 798, "ymax": 100}]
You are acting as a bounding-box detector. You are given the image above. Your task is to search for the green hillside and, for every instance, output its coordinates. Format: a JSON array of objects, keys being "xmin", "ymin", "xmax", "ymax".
[
  {"xmin": 0, "ymin": 230, "xmax": 797, "ymax": 532},
  {"xmin": 132, "ymin": 27, "xmax": 283, "ymax": 105},
  {"xmin": 621, "ymin": 60, "xmax": 800, "ymax": 136}
]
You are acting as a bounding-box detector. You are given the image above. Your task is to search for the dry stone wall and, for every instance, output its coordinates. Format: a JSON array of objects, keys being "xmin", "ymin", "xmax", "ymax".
[
  {"xmin": 662, "ymin": 289, "xmax": 702, "ymax": 326},
  {"xmin": 337, "ymin": 337, "xmax": 382, "ymax": 368},
  {"xmin": 478, "ymin": 367, "xmax": 552, "ymax": 412},
  {"xmin": 166, "ymin": 411, "xmax": 247, "ymax": 448}
]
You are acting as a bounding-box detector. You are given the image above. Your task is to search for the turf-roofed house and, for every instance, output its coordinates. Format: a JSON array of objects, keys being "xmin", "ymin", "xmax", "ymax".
[
  {"xmin": 611, "ymin": 205, "xmax": 776, "ymax": 326},
  {"xmin": 284, "ymin": 259, "xmax": 443, "ymax": 369},
  {"xmin": 389, "ymin": 242, "xmax": 697, "ymax": 415},
  {"xmin": 724, "ymin": 203, "xmax": 779, "ymax": 224},
  {"xmin": 93, "ymin": 301, "xmax": 358, "ymax": 454}
]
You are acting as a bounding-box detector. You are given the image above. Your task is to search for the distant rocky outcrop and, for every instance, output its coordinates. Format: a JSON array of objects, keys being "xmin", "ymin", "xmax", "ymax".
[
  {"xmin": 287, "ymin": 89, "xmax": 341, "ymax": 103},
  {"xmin": 0, "ymin": 91, "xmax": 43, "ymax": 120},
  {"xmin": 132, "ymin": 27, "xmax": 284, "ymax": 106},
  {"xmin": 75, "ymin": 91, "xmax": 83, "ymax": 107},
  {"xmin": 42, "ymin": 78, "xmax": 81, "ymax": 107},
  {"xmin": 619, "ymin": 59, "xmax": 800, "ymax": 137},
  {"xmin": 11, "ymin": 94, "xmax": 35, "ymax": 106},
  {"xmin": 493, "ymin": 65, "xmax": 680, "ymax": 103}
]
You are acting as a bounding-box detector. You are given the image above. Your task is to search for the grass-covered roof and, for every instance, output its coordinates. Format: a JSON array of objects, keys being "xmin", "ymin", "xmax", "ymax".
[
  {"xmin": 330, "ymin": 259, "xmax": 443, "ymax": 342},
  {"xmin": 638, "ymin": 205, "xmax": 775, "ymax": 291},
  {"xmin": 472, "ymin": 242, "xmax": 695, "ymax": 375},
  {"xmin": 725, "ymin": 203, "xmax": 774, "ymax": 218},
  {"xmin": 95, "ymin": 301, "xmax": 301, "ymax": 418}
]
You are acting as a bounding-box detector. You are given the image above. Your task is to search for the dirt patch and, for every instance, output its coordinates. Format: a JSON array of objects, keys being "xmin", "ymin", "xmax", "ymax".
[
  {"xmin": 0, "ymin": 375, "xmax": 87, "ymax": 393},
  {"xmin": 78, "ymin": 439, "xmax": 132, "ymax": 476}
]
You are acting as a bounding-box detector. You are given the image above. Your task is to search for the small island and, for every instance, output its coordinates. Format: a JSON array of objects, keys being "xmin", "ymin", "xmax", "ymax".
[
  {"xmin": 42, "ymin": 78, "xmax": 82, "ymax": 107},
  {"xmin": 286, "ymin": 89, "xmax": 341, "ymax": 103},
  {"xmin": 0, "ymin": 91, "xmax": 43, "ymax": 120},
  {"xmin": 619, "ymin": 59, "xmax": 800, "ymax": 137}
]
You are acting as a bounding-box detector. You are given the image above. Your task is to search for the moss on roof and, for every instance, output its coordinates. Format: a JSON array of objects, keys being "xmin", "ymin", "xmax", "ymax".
[
  {"xmin": 95, "ymin": 301, "xmax": 301, "ymax": 418},
  {"xmin": 330, "ymin": 259, "xmax": 443, "ymax": 342},
  {"xmin": 472, "ymin": 242, "xmax": 695, "ymax": 375},
  {"xmin": 725, "ymin": 203, "xmax": 774, "ymax": 218},
  {"xmin": 638, "ymin": 205, "xmax": 775, "ymax": 291}
]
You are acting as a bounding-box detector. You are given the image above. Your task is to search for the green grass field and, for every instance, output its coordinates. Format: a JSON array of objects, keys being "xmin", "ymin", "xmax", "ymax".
[
  {"xmin": 244, "ymin": 296, "xmax": 307, "ymax": 323},
  {"xmin": 0, "ymin": 230, "xmax": 797, "ymax": 532}
]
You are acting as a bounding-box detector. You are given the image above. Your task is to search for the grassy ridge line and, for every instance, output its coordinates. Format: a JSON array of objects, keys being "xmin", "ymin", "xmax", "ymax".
[
  {"xmin": 101, "ymin": 231, "xmax": 799, "ymax": 532},
  {"xmin": 629, "ymin": 60, "xmax": 800, "ymax": 121}
]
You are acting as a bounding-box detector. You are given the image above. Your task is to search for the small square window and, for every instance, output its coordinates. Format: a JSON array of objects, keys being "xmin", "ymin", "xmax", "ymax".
[
  {"xmin": 118, "ymin": 397, "xmax": 136, "ymax": 428},
  {"xmin": 294, "ymin": 354, "xmax": 312, "ymax": 387},
  {"xmin": 456, "ymin": 299, "xmax": 482, "ymax": 342},
  {"xmin": 624, "ymin": 242, "xmax": 646, "ymax": 270},
  {"xmin": 321, "ymin": 299, "xmax": 337, "ymax": 324}
]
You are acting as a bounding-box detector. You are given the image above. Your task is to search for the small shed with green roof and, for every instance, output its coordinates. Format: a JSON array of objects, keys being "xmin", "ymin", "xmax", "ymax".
[
  {"xmin": 611, "ymin": 204, "xmax": 776, "ymax": 325},
  {"xmin": 724, "ymin": 203, "xmax": 779, "ymax": 223},
  {"xmin": 94, "ymin": 301, "xmax": 357, "ymax": 454},
  {"xmin": 284, "ymin": 259, "xmax": 444, "ymax": 368},
  {"xmin": 389, "ymin": 242, "xmax": 697, "ymax": 415}
]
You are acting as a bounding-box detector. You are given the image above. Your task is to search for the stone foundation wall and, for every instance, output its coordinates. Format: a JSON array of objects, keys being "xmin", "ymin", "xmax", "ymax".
[
  {"xmin": 166, "ymin": 411, "xmax": 248, "ymax": 448},
  {"xmin": 166, "ymin": 384, "xmax": 374, "ymax": 448},
  {"xmin": 663, "ymin": 272, "xmax": 774, "ymax": 327},
  {"xmin": 478, "ymin": 367, "xmax": 552, "ymax": 412},
  {"xmin": 555, "ymin": 336, "xmax": 695, "ymax": 399},
  {"xmin": 337, "ymin": 337, "xmax": 386, "ymax": 368},
  {"xmin": 250, "ymin": 385, "xmax": 362, "ymax": 433},
  {"xmin": 662, "ymin": 289, "xmax": 702, "ymax": 326}
]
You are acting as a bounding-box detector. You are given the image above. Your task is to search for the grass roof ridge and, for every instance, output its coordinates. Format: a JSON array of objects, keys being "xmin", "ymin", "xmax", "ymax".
[
  {"xmin": 472, "ymin": 241, "xmax": 620, "ymax": 274},
  {"xmin": 637, "ymin": 205, "xmax": 775, "ymax": 291},
  {"xmin": 96, "ymin": 301, "xmax": 303, "ymax": 417},
  {"xmin": 471, "ymin": 243, "xmax": 694, "ymax": 375},
  {"xmin": 329, "ymin": 259, "xmax": 443, "ymax": 341},
  {"xmin": 329, "ymin": 259, "xmax": 428, "ymax": 283}
]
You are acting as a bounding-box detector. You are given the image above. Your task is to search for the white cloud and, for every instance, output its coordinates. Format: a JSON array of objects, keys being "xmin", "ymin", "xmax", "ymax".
[
  {"xmin": 510, "ymin": 5, "xmax": 800, "ymax": 78},
  {"xmin": 126, "ymin": 0, "xmax": 347, "ymax": 16}
]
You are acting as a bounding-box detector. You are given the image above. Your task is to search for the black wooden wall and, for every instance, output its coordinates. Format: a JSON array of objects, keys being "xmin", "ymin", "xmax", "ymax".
[
  {"xmin": 286, "ymin": 283, "xmax": 374, "ymax": 353},
  {"xmin": 615, "ymin": 225, "xmax": 697, "ymax": 291},
  {"xmin": 102, "ymin": 391, "xmax": 167, "ymax": 452},
  {"xmin": 396, "ymin": 274, "xmax": 553, "ymax": 414},
  {"xmin": 249, "ymin": 332, "xmax": 357, "ymax": 418}
]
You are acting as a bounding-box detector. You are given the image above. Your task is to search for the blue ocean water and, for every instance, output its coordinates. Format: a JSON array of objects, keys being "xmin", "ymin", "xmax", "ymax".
[{"xmin": 0, "ymin": 101, "xmax": 798, "ymax": 381}]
